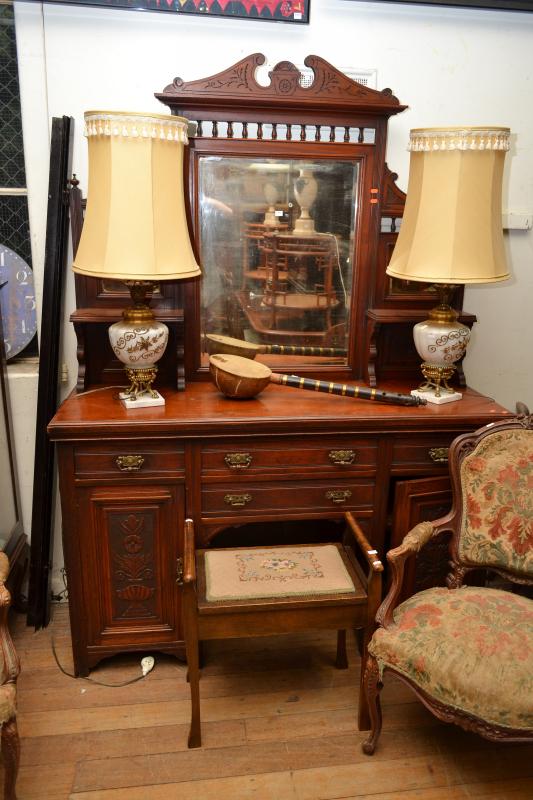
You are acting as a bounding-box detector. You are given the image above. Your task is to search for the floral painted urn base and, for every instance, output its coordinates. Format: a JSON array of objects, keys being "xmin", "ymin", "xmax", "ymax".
[
  {"xmin": 108, "ymin": 282, "xmax": 169, "ymax": 408},
  {"xmin": 411, "ymin": 287, "xmax": 470, "ymax": 405}
]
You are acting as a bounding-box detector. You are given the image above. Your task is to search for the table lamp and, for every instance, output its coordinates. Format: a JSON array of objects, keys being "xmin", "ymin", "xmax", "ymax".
[
  {"xmin": 386, "ymin": 126, "xmax": 511, "ymax": 404},
  {"xmin": 73, "ymin": 110, "xmax": 201, "ymax": 408}
]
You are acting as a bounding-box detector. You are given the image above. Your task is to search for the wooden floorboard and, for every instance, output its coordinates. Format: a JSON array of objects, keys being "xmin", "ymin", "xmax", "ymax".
[{"xmin": 9, "ymin": 602, "xmax": 533, "ymax": 800}]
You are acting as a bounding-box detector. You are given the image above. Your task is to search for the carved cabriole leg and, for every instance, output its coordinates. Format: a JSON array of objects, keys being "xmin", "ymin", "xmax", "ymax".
[
  {"xmin": 335, "ymin": 629, "xmax": 348, "ymax": 669},
  {"xmin": 1, "ymin": 716, "xmax": 20, "ymax": 800},
  {"xmin": 361, "ymin": 655, "xmax": 383, "ymax": 753}
]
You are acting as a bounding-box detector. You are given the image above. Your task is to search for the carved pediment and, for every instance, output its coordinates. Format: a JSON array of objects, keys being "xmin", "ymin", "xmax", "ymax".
[{"xmin": 157, "ymin": 53, "xmax": 406, "ymax": 117}]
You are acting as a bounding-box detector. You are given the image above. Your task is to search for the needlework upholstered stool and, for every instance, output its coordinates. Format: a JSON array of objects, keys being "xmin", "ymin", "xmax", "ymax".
[
  {"xmin": 181, "ymin": 512, "xmax": 383, "ymax": 748},
  {"xmin": 362, "ymin": 405, "xmax": 533, "ymax": 754}
]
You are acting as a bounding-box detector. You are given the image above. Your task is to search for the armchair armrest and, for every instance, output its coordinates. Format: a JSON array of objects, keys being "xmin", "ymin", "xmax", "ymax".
[
  {"xmin": 0, "ymin": 552, "xmax": 20, "ymax": 684},
  {"xmin": 376, "ymin": 521, "xmax": 435, "ymax": 629},
  {"xmin": 0, "ymin": 552, "xmax": 9, "ymax": 586},
  {"xmin": 183, "ymin": 519, "xmax": 196, "ymax": 584}
]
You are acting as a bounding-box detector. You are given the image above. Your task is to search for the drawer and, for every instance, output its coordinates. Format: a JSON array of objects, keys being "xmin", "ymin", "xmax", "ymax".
[
  {"xmin": 74, "ymin": 443, "xmax": 185, "ymax": 479},
  {"xmin": 391, "ymin": 435, "xmax": 454, "ymax": 470},
  {"xmin": 201, "ymin": 479, "xmax": 374, "ymax": 516},
  {"xmin": 201, "ymin": 437, "xmax": 378, "ymax": 478}
]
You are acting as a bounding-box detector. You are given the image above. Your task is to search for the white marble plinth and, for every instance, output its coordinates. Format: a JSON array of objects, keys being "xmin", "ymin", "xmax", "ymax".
[
  {"xmin": 119, "ymin": 390, "xmax": 166, "ymax": 409},
  {"xmin": 411, "ymin": 388, "xmax": 462, "ymax": 405}
]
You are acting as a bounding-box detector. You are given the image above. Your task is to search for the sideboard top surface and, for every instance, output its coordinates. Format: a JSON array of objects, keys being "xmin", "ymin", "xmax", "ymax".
[{"xmin": 48, "ymin": 383, "xmax": 510, "ymax": 442}]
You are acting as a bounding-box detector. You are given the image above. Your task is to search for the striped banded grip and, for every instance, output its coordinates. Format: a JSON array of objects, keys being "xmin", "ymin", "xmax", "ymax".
[
  {"xmin": 280, "ymin": 374, "xmax": 373, "ymax": 400},
  {"xmin": 268, "ymin": 344, "xmax": 346, "ymax": 357}
]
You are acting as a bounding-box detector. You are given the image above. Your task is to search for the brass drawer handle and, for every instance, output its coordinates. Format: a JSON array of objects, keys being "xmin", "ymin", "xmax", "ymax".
[
  {"xmin": 224, "ymin": 453, "xmax": 253, "ymax": 470},
  {"xmin": 224, "ymin": 493, "xmax": 253, "ymax": 507},
  {"xmin": 326, "ymin": 489, "xmax": 352, "ymax": 505},
  {"xmin": 329, "ymin": 449, "xmax": 356, "ymax": 466},
  {"xmin": 428, "ymin": 447, "xmax": 449, "ymax": 464},
  {"xmin": 115, "ymin": 455, "xmax": 145, "ymax": 472}
]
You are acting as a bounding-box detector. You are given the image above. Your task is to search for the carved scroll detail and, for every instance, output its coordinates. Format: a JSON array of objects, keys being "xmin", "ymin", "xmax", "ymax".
[{"xmin": 158, "ymin": 53, "xmax": 404, "ymax": 114}]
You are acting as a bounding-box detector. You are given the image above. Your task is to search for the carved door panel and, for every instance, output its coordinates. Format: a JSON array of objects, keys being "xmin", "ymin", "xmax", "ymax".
[
  {"xmin": 77, "ymin": 484, "xmax": 184, "ymax": 649},
  {"xmin": 391, "ymin": 476, "xmax": 452, "ymax": 603}
]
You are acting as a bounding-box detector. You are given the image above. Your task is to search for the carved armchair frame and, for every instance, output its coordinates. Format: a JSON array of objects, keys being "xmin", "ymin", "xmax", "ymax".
[{"xmin": 362, "ymin": 405, "xmax": 533, "ymax": 751}]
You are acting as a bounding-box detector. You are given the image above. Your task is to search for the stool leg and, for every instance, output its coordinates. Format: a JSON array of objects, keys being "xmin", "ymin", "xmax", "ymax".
[
  {"xmin": 182, "ymin": 589, "xmax": 202, "ymax": 749},
  {"xmin": 335, "ymin": 629, "xmax": 348, "ymax": 669},
  {"xmin": 185, "ymin": 633, "xmax": 201, "ymax": 748}
]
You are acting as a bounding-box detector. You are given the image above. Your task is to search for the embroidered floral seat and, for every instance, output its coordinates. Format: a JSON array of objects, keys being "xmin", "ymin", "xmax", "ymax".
[
  {"xmin": 362, "ymin": 405, "xmax": 533, "ymax": 754},
  {"xmin": 180, "ymin": 513, "xmax": 383, "ymax": 748},
  {"xmin": 369, "ymin": 586, "xmax": 533, "ymax": 730}
]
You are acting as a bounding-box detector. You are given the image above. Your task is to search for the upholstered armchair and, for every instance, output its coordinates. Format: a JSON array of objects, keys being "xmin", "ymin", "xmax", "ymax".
[
  {"xmin": 0, "ymin": 552, "xmax": 20, "ymax": 799},
  {"xmin": 362, "ymin": 405, "xmax": 533, "ymax": 754}
]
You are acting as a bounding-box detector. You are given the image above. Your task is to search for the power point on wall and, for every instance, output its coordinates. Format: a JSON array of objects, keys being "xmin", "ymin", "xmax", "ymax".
[
  {"xmin": 60, "ymin": 363, "xmax": 69, "ymax": 383},
  {"xmin": 502, "ymin": 212, "xmax": 533, "ymax": 230}
]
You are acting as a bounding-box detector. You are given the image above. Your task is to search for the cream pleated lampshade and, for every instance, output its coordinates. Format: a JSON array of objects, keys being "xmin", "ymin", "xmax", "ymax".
[
  {"xmin": 386, "ymin": 126, "xmax": 511, "ymax": 285},
  {"xmin": 73, "ymin": 110, "xmax": 201, "ymax": 282}
]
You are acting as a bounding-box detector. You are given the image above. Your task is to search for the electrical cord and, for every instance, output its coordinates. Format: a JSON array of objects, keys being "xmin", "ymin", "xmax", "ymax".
[{"xmin": 51, "ymin": 638, "xmax": 158, "ymax": 687}]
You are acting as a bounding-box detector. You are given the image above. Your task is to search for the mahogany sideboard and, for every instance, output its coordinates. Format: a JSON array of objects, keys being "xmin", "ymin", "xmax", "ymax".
[{"xmin": 48, "ymin": 381, "xmax": 509, "ymax": 676}]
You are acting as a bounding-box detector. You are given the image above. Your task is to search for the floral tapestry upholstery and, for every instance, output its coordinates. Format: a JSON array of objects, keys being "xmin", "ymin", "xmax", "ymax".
[
  {"xmin": 0, "ymin": 683, "xmax": 16, "ymax": 725},
  {"xmin": 369, "ymin": 586, "xmax": 533, "ymax": 730},
  {"xmin": 458, "ymin": 429, "xmax": 533, "ymax": 575}
]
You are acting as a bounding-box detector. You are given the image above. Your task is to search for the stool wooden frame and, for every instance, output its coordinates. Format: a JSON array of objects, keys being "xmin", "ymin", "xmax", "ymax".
[{"xmin": 181, "ymin": 513, "xmax": 383, "ymax": 748}]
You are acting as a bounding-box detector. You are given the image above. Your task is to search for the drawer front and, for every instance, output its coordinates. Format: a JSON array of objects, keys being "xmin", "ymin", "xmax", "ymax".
[
  {"xmin": 392, "ymin": 435, "xmax": 454, "ymax": 470},
  {"xmin": 201, "ymin": 479, "xmax": 374, "ymax": 516},
  {"xmin": 74, "ymin": 443, "xmax": 185, "ymax": 479},
  {"xmin": 201, "ymin": 437, "xmax": 378, "ymax": 478}
]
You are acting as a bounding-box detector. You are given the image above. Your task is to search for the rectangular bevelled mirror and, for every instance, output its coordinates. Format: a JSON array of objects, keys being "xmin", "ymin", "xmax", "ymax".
[{"xmin": 198, "ymin": 155, "xmax": 359, "ymax": 368}]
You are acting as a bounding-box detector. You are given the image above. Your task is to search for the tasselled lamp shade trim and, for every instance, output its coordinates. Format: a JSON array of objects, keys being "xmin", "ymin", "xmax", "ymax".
[
  {"xmin": 83, "ymin": 111, "xmax": 190, "ymax": 143},
  {"xmin": 73, "ymin": 110, "xmax": 201, "ymax": 282},
  {"xmin": 408, "ymin": 127, "xmax": 510, "ymax": 152}
]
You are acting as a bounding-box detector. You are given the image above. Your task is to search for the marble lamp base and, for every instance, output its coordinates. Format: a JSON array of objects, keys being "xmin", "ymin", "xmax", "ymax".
[
  {"xmin": 119, "ymin": 390, "xmax": 165, "ymax": 409},
  {"xmin": 411, "ymin": 388, "xmax": 462, "ymax": 405}
]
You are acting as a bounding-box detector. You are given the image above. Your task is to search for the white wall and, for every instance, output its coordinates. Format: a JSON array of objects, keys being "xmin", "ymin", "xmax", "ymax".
[{"xmin": 12, "ymin": 0, "xmax": 533, "ymax": 587}]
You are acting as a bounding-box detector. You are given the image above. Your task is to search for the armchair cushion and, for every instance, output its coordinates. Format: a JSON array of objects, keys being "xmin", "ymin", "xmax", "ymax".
[{"xmin": 369, "ymin": 586, "xmax": 533, "ymax": 730}]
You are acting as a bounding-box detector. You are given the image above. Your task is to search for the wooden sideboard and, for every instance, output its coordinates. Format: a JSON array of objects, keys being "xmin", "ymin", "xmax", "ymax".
[{"xmin": 48, "ymin": 381, "xmax": 509, "ymax": 676}]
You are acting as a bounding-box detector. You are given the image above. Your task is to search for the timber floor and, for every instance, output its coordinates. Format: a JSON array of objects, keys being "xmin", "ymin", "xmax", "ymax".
[{"xmin": 6, "ymin": 602, "xmax": 533, "ymax": 800}]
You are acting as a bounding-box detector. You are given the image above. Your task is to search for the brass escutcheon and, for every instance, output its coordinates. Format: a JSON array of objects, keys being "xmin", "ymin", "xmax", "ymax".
[
  {"xmin": 328, "ymin": 449, "xmax": 356, "ymax": 466},
  {"xmin": 428, "ymin": 447, "xmax": 449, "ymax": 464},
  {"xmin": 224, "ymin": 453, "xmax": 253, "ymax": 470},
  {"xmin": 115, "ymin": 455, "xmax": 145, "ymax": 471},
  {"xmin": 224, "ymin": 493, "xmax": 253, "ymax": 507},
  {"xmin": 326, "ymin": 489, "xmax": 352, "ymax": 504}
]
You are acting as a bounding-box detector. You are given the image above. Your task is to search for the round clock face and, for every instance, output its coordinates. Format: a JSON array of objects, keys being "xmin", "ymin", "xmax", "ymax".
[{"xmin": 0, "ymin": 244, "xmax": 38, "ymax": 359}]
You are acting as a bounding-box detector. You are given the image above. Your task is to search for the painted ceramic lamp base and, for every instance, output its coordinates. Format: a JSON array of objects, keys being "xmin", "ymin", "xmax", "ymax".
[
  {"xmin": 109, "ymin": 312, "xmax": 169, "ymax": 408},
  {"xmin": 412, "ymin": 306, "xmax": 470, "ymax": 405}
]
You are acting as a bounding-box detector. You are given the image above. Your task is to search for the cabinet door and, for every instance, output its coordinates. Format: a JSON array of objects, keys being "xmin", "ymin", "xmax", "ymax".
[
  {"xmin": 75, "ymin": 484, "xmax": 184, "ymax": 653},
  {"xmin": 391, "ymin": 476, "xmax": 452, "ymax": 603}
]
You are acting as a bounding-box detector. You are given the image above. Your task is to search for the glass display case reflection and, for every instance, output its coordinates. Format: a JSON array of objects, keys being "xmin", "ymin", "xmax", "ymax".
[{"xmin": 198, "ymin": 156, "xmax": 359, "ymax": 366}]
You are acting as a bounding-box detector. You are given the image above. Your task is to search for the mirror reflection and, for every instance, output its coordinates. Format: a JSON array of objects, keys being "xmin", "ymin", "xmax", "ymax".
[{"xmin": 199, "ymin": 156, "xmax": 359, "ymax": 367}]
